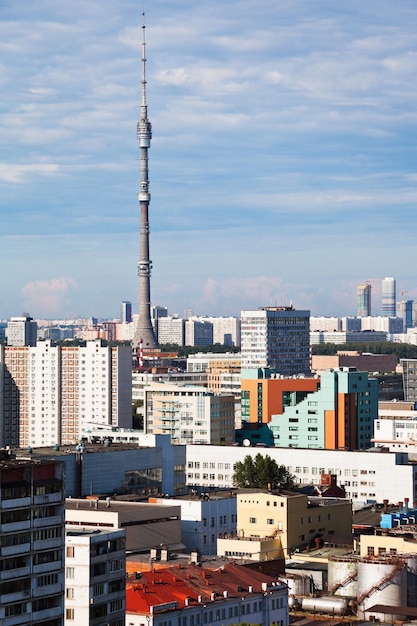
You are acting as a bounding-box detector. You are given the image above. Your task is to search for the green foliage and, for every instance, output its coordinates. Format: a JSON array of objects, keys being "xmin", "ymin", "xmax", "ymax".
[
  {"xmin": 233, "ymin": 454, "xmax": 296, "ymax": 490},
  {"xmin": 312, "ymin": 341, "xmax": 417, "ymax": 360},
  {"xmin": 132, "ymin": 400, "xmax": 143, "ymax": 429}
]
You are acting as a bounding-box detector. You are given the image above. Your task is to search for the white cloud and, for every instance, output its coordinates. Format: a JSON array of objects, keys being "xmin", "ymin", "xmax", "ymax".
[
  {"xmin": 20, "ymin": 277, "xmax": 77, "ymax": 316},
  {"xmin": 0, "ymin": 162, "xmax": 59, "ymax": 183}
]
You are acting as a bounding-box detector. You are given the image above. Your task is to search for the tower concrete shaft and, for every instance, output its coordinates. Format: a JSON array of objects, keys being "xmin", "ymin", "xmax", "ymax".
[{"xmin": 133, "ymin": 14, "xmax": 158, "ymax": 349}]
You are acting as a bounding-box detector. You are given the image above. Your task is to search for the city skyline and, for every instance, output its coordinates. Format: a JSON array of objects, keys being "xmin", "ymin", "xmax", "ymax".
[{"xmin": 2, "ymin": 1, "xmax": 417, "ymax": 319}]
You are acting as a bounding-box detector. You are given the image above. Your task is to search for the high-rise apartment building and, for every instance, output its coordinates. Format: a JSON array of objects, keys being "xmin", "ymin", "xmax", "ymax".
[
  {"xmin": 157, "ymin": 316, "xmax": 185, "ymax": 345},
  {"xmin": 401, "ymin": 359, "xmax": 417, "ymax": 402},
  {"xmin": 241, "ymin": 306, "xmax": 310, "ymax": 375},
  {"xmin": 143, "ymin": 382, "xmax": 235, "ymax": 445},
  {"xmin": 201, "ymin": 316, "xmax": 241, "ymax": 346},
  {"xmin": 120, "ymin": 300, "xmax": 132, "ymax": 324},
  {"xmin": 6, "ymin": 314, "xmax": 37, "ymax": 346},
  {"xmin": 0, "ymin": 339, "xmax": 132, "ymax": 448},
  {"xmin": 0, "ymin": 455, "xmax": 65, "ymax": 625},
  {"xmin": 357, "ymin": 283, "xmax": 371, "ymax": 317},
  {"xmin": 268, "ymin": 368, "xmax": 378, "ymax": 450},
  {"xmin": 185, "ymin": 319, "xmax": 213, "ymax": 346},
  {"xmin": 382, "ymin": 276, "xmax": 396, "ymax": 317},
  {"xmin": 65, "ymin": 526, "xmax": 126, "ymax": 625}
]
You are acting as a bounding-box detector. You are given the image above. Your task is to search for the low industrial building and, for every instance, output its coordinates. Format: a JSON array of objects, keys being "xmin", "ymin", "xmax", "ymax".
[
  {"xmin": 66, "ymin": 498, "xmax": 182, "ymax": 553},
  {"xmin": 150, "ymin": 491, "xmax": 237, "ymax": 555},
  {"xmin": 373, "ymin": 400, "xmax": 417, "ymax": 452},
  {"xmin": 125, "ymin": 562, "xmax": 289, "ymax": 626},
  {"xmin": 217, "ymin": 489, "xmax": 352, "ymax": 560},
  {"xmin": 16, "ymin": 434, "xmax": 186, "ymax": 497},
  {"xmin": 312, "ymin": 351, "xmax": 398, "ymax": 374},
  {"xmin": 186, "ymin": 444, "xmax": 417, "ymax": 508}
]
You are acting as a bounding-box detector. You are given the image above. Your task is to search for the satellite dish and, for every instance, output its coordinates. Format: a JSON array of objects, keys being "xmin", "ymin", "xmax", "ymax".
[{"xmin": 242, "ymin": 438, "xmax": 251, "ymax": 447}]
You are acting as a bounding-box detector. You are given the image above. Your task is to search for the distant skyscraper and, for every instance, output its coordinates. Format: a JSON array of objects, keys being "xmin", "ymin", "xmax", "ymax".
[
  {"xmin": 121, "ymin": 300, "xmax": 132, "ymax": 324},
  {"xmin": 397, "ymin": 299, "xmax": 414, "ymax": 332},
  {"xmin": 5, "ymin": 314, "xmax": 37, "ymax": 346},
  {"xmin": 132, "ymin": 15, "xmax": 158, "ymax": 349},
  {"xmin": 357, "ymin": 283, "xmax": 372, "ymax": 317},
  {"xmin": 241, "ymin": 306, "xmax": 311, "ymax": 375},
  {"xmin": 382, "ymin": 276, "xmax": 396, "ymax": 317}
]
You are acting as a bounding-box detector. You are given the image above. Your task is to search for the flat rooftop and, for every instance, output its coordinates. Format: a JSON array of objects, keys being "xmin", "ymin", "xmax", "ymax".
[{"xmin": 65, "ymin": 498, "xmax": 180, "ymax": 515}]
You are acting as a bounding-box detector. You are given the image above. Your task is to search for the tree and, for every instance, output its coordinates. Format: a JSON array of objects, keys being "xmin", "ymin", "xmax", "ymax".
[{"xmin": 233, "ymin": 454, "xmax": 296, "ymax": 490}]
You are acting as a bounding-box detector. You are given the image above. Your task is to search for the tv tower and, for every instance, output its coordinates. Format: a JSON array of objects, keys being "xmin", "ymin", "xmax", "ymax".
[{"xmin": 133, "ymin": 14, "xmax": 158, "ymax": 349}]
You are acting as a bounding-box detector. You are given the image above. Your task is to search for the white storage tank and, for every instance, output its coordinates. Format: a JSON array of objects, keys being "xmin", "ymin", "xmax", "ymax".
[
  {"xmin": 281, "ymin": 574, "xmax": 312, "ymax": 598},
  {"xmin": 357, "ymin": 557, "xmax": 407, "ymax": 621},
  {"xmin": 328, "ymin": 556, "xmax": 358, "ymax": 598},
  {"xmin": 301, "ymin": 595, "xmax": 348, "ymax": 615}
]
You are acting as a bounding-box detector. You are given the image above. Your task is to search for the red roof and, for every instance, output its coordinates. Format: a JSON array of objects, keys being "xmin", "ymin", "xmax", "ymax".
[{"xmin": 126, "ymin": 562, "xmax": 284, "ymax": 615}]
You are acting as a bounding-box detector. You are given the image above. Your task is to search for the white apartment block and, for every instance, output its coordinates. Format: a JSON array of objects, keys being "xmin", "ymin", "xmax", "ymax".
[
  {"xmin": 151, "ymin": 493, "xmax": 237, "ymax": 556},
  {"xmin": 0, "ymin": 456, "xmax": 65, "ymax": 626},
  {"xmin": 0, "ymin": 339, "xmax": 132, "ymax": 448},
  {"xmin": 65, "ymin": 527, "xmax": 125, "ymax": 625},
  {"xmin": 156, "ymin": 316, "xmax": 185, "ymax": 345},
  {"xmin": 241, "ymin": 307, "xmax": 310, "ymax": 375},
  {"xmin": 310, "ymin": 330, "xmax": 387, "ymax": 345},
  {"xmin": 6, "ymin": 315, "xmax": 37, "ymax": 346},
  {"xmin": 373, "ymin": 401, "xmax": 417, "ymax": 452},
  {"xmin": 360, "ymin": 316, "xmax": 404, "ymax": 334},
  {"xmin": 114, "ymin": 321, "xmax": 134, "ymax": 342},
  {"xmin": 185, "ymin": 445, "xmax": 417, "ymax": 509},
  {"xmin": 185, "ymin": 319, "xmax": 214, "ymax": 346},
  {"xmin": 143, "ymin": 382, "xmax": 235, "ymax": 445},
  {"xmin": 196, "ymin": 316, "xmax": 241, "ymax": 346},
  {"xmin": 132, "ymin": 370, "xmax": 207, "ymax": 402},
  {"xmin": 310, "ymin": 316, "xmax": 361, "ymax": 332}
]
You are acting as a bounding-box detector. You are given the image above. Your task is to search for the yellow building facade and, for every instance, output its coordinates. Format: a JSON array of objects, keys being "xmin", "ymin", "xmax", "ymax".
[{"xmin": 217, "ymin": 489, "xmax": 352, "ymax": 561}]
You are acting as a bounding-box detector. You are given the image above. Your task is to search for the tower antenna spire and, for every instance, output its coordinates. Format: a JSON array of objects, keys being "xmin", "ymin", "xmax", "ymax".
[{"xmin": 133, "ymin": 12, "xmax": 158, "ymax": 350}]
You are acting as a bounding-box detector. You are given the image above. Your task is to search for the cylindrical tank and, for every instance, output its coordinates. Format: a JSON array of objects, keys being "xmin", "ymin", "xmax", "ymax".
[
  {"xmin": 406, "ymin": 555, "xmax": 417, "ymax": 607},
  {"xmin": 328, "ymin": 556, "xmax": 358, "ymax": 597},
  {"xmin": 281, "ymin": 574, "xmax": 312, "ymax": 597},
  {"xmin": 288, "ymin": 596, "xmax": 300, "ymax": 610},
  {"xmin": 301, "ymin": 596, "xmax": 348, "ymax": 615},
  {"xmin": 357, "ymin": 557, "xmax": 407, "ymax": 621}
]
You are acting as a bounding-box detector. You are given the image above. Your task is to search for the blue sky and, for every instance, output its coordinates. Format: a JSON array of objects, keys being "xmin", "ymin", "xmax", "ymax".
[{"xmin": 1, "ymin": 1, "xmax": 417, "ymax": 320}]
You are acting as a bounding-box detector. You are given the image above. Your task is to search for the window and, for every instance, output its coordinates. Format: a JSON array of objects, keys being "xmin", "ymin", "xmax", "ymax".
[
  {"xmin": 66, "ymin": 608, "xmax": 75, "ymax": 620},
  {"xmin": 249, "ymin": 517, "xmax": 257, "ymax": 523},
  {"xmin": 66, "ymin": 588, "xmax": 74, "ymax": 599},
  {"xmin": 66, "ymin": 546, "xmax": 75, "ymax": 558}
]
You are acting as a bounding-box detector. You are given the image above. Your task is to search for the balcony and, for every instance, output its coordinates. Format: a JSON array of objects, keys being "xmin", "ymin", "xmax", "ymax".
[
  {"xmin": 33, "ymin": 537, "xmax": 62, "ymax": 552},
  {"xmin": 1, "ymin": 543, "xmax": 30, "ymax": 557},
  {"xmin": 33, "ymin": 491, "xmax": 63, "ymax": 506},
  {"xmin": 32, "ymin": 582, "xmax": 62, "ymax": 598},
  {"xmin": 31, "ymin": 604, "xmax": 63, "ymax": 622},
  {"xmin": 0, "ymin": 589, "xmax": 31, "ymax": 604},
  {"xmin": 33, "ymin": 560, "xmax": 62, "ymax": 575},
  {"xmin": 0, "ymin": 521, "xmax": 30, "ymax": 534},
  {"xmin": 33, "ymin": 515, "xmax": 63, "ymax": 528},
  {"xmin": 0, "ymin": 566, "xmax": 30, "ymax": 580},
  {"xmin": 0, "ymin": 497, "xmax": 31, "ymax": 510}
]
